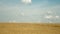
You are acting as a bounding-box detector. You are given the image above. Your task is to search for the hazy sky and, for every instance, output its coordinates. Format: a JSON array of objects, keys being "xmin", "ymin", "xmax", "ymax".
[{"xmin": 0, "ymin": 0, "xmax": 60, "ymax": 23}]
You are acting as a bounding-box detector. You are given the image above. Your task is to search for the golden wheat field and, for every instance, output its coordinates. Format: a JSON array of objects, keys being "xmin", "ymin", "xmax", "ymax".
[{"xmin": 0, "ymin": 22, "xmax": 60, "ymax": 34}]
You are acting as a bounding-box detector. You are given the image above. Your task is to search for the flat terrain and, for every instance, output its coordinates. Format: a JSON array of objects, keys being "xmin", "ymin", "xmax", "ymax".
[{"xmin": 0, "ymin": 23, "xmax": 60, "ymax": 34}]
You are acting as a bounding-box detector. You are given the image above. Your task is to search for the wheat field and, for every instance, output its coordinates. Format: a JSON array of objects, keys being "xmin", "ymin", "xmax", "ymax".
[{"xmin": 0, "ymin": 23, "xmax": 60, "ymax": 34}]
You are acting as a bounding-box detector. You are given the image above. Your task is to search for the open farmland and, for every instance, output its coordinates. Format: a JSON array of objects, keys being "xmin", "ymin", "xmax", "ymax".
[{"xmin": 0, "ymin": 23, "xmax": 60, "ymax": 34}]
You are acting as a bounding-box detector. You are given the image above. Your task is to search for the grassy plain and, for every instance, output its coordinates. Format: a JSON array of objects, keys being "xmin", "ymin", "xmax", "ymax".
[{"xmin": 0, "ymin": 22, "xmax": 60, "ymax": 34}]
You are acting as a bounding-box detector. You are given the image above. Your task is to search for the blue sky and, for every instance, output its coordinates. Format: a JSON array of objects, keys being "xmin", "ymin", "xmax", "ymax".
[{"xmin": 0, "ymin": 0, "xmax": 60, "ymax": 23}]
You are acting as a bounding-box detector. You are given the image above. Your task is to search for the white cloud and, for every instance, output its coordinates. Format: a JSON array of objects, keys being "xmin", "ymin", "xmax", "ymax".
[
  {"xmin": 21, "ymin": 0, "xmax": 32, "ymax": 4},
  {"xmin": 55, "ymin": 16, "xmax": 59, "ymax": 18},
  {"xmin": 44, "ymin": 15, "xmax": 53, "ymax": 19}
]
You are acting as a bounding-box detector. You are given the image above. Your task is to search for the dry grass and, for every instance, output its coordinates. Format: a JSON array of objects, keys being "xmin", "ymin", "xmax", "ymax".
[{"xmin": 0, "ymin": 23, "xmax": 60, "ymax": 34}]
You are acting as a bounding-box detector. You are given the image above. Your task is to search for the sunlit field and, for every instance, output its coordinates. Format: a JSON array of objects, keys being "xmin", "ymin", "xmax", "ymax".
[{"xmin": 0, "ymin": 22, "xmax": 60, "ymax": 34}]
